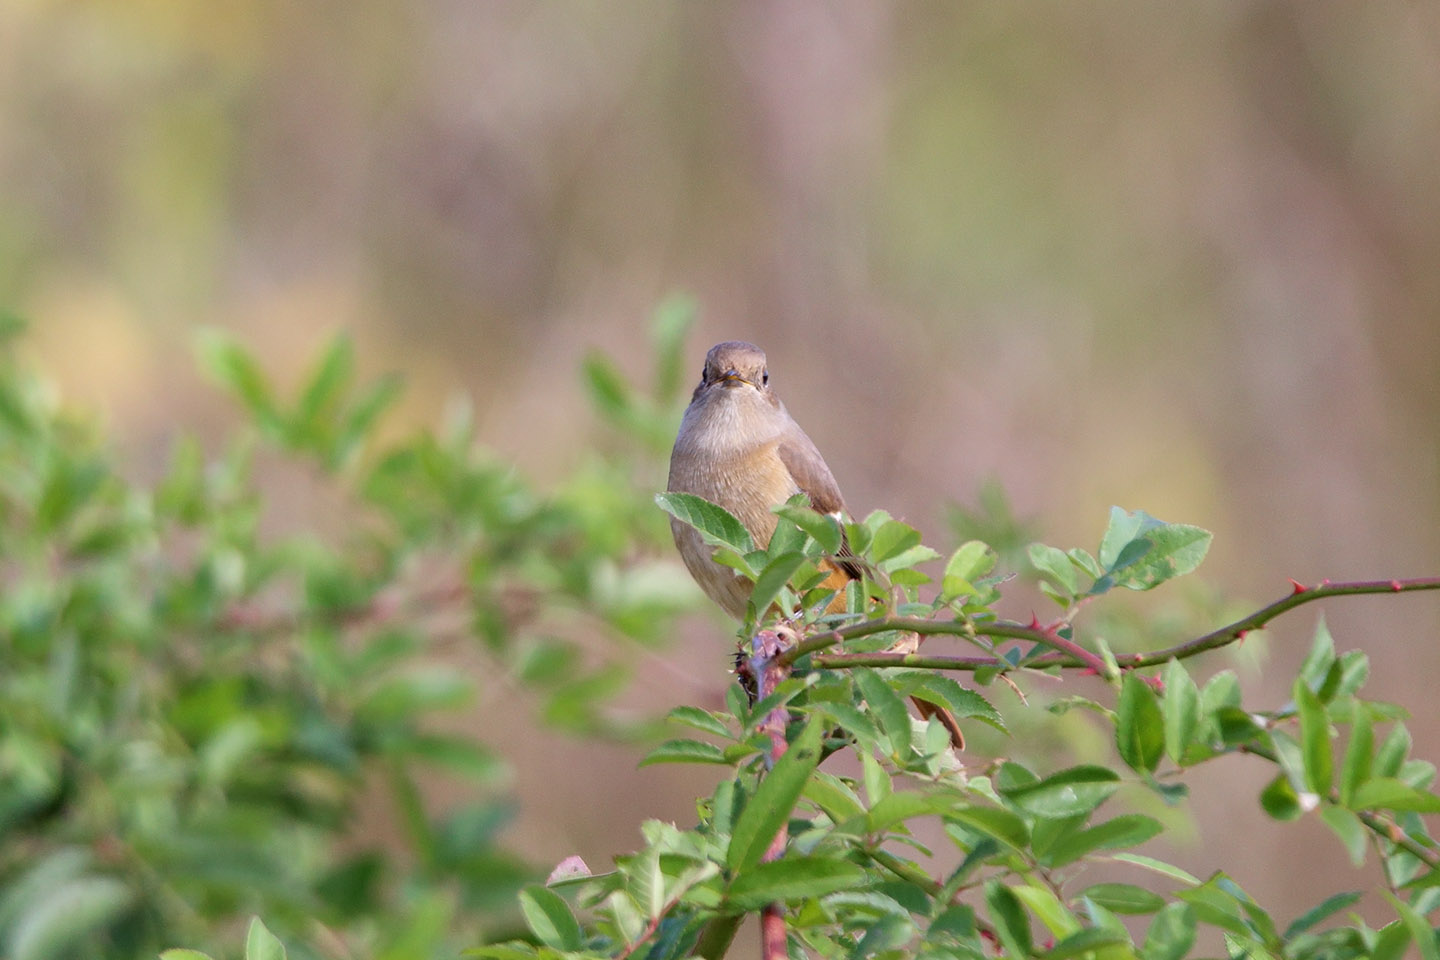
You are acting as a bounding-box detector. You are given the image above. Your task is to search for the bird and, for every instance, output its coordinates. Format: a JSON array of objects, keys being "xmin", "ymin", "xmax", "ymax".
[{"xmin": 666, "ymin": 340, "xmax": 964, "ymax": 749}]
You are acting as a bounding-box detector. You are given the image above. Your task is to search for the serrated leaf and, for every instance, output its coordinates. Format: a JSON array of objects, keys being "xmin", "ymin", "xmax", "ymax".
[
  {"xmin": 877, "ymin": 544, "xmax": 940, "ymax": 574},
  {"xmin": 1028, "ymin": 543, "xmax": 1079, "ymax": 596},
  {"xmin": 854, "ymin": 669, "xmax": 915, "ymax": 757},
  {"xmin": 517, "ymin": 886, "xmax": 582, "ymax": 951},
  {"xmin": 666, "ymin": 706, "xmax": 733, "ymax": 740},
  {"xmin": 1097, "ymin": 507, "xmax": 1212, "ymax": 591},
  {"xmin": 1045, "ymin": 814, "xmax": 1163, "ymax": 867},
  {"xmin": 748, "ymin": 550, "xmax": 806, "ymax": 619},
  {"xmin": 999, "ymin": 765, "xmax": 1120, "ymax": 818},
  {"xmin": 639, "ymin": 739, "xmax": 730, "ymax": 766},
  {"xmin": 727, "ymin": 719, "xmax": 824, "ymax": 872},
  {"xmin": 946, "ymin": 806, "xmax": 1030, "ymax": 850},
  {"xmin": 654, "ymin": 492, "xmax": 755, "ymax": 553},
  {"xmin": 803, "ymin": 772, "xmax": 865, "ymax": 823},
  {"xmin": 867, "ymin": 519, "xmax": 922, "ymax": 565},
  {"xmin": 941, "ymin": 541, "xmax": 996, "ymax": 601},
  {"xmin": 772, "ymin": 503, "xmax": 843, "ymax": 555},
  {"xmin": 726, "ymin": 856, "xmax": 865, "ymax": 910},
  {"xmin": 899, "ymin": 674, "xmax": 1006, "ymax": 732},
  {"xmin": 1116, "ymin": 673, "xmax": 1164, "ymax": 774},
  {"xmin": 865, "ymin": 790, "xmax": 957, "ymax": 833}
]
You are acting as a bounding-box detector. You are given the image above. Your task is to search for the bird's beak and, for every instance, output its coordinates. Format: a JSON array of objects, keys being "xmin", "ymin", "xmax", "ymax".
[{"xmin": 718, "ymin": 370, "xmax": 750, "ymax": 387}]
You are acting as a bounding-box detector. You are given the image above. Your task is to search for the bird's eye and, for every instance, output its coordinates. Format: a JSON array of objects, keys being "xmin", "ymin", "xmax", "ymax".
[{"xmin": 762, "ymin": 370, "xmax": 769, "ymax": 386}]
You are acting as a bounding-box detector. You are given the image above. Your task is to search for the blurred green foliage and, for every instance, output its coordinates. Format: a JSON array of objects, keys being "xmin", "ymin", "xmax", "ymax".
[{"xmin": 0, "ymin": 304, "xmax": 700, "ymax": 960}]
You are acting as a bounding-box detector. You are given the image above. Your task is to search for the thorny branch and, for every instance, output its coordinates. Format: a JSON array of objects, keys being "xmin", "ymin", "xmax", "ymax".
[{"xmin": 784, "ymin": 577, "xmax": 1440, "ymax": 673}]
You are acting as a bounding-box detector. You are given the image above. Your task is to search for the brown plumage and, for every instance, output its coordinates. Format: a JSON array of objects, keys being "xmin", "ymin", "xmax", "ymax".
[{"xmin": 667, "ymin": 341, "xmax": 964, "ymax": 749}]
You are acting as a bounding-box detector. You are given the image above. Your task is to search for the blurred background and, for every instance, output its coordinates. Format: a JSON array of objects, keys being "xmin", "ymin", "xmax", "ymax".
[{"xmin": 3, "ymin": 0, "xmax": 1438, "ymax": 932}]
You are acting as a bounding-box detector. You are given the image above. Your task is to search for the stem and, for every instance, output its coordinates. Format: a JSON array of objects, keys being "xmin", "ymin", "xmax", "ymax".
[
  {"xmin": 693, "ymin": 915, "xmax": 743, "ymax": 960},
  {"xmin": 748, "ymin": 629, "xmax": 795, "ymax": 960},
  {"xmin": 789, "ymin": 577, "xmax": 1440, "ymax": 673}
]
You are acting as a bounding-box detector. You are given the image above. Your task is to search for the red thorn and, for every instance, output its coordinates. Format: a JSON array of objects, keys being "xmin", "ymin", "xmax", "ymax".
[
  {"xmin": 1320, "ymin": 578, "xmax": 1331, "ymax": 586},
  {"xmin": 1079, "ymin": 667, "xmax": 1098, "ymax": 676},
  {"xmin": 1391, "ymin": 580, "xmax": 1404, "ymax": 592},
  {"xmin": 1132, "ymin": 653, "xmax": 1144, "ymax": 664},
  {"xmin": 1288, "ymin": 578, "xmax": 1308, "ymax": 594},
  {"xmin": 1027, "ymin": 612, "xmax": 1042, "ymax": 631}
]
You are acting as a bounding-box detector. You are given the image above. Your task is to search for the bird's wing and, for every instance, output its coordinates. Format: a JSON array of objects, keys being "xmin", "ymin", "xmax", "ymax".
[{"xmin": 776, "ymin": 430, "xmax": 865, "ymax": 581}]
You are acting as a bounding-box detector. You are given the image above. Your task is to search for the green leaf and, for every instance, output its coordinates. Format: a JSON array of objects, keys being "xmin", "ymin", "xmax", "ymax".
[
  {"xmin": 1046, "ymin": 814, "xmax": 1163, "ymax": 867},
  {"xmin": 1386, "ymin": 892, "xmax": 1440, "ymax": 960},
  {"xmin": 1079, "ymin": 883, "xmax": 1165, "ymax": 914},
  {"xmin": 726, "ymin": 856, "xmax": 866, "ymax": 910},
  {"xmin": 1319, "ymin": 806, "xmax": 1367, "ymax": 867},
  {"xmin": 984, "ymin": 880, "xmax": 1033, "ymax": 958},
  {"xmin": 1298, "ymin": 617, "xmax": 1337, "ymax": 692},
  {"xmin": 1295, "ymin": 676, "xmax": 1333, "ymax": 796},
  {"xmin": 1351, "ymin": 777, "xmax": 1440, "ymax": 813},
  {"xmin": 727, "ymin": 719, "xmax": 824, "ymax": 872},
  {"xmin": 1162, "ymin": 659, "xmax": 1200, "ymax": 764},
  {"xmin": 999, "ymin": 765, "xmax": 1121, "ymax": 818},
  {"xmin": 1340, "ymin": 703, "xmax": 1373, "ymax": 808},
  {"xmin": 1283, "ymin": 890, "xmax": 1362, "ymax": 938},
  {"xmin": 1011, "ymin": 884, "xmax": 1081, "ymax": 938},
  {"xmin": 1110, "ymin": 853, "xmax": 1200, "ymax": 885},
  {"xmin": 940, "ymin": 540, "xmax": 996, "ymax": 600},
  {"xmin": 1259, "ymin": 773, "xmax": 1303, "ymax": 821},
  {"xmin": 899, "ymin": 674, "xmax": 1005, "ymax": 732},
  {"xmin": 245, "ymin": 917, "xmax": 289, "ymax": 960},
  {"xmin": 867, "ymin": 518, "xmax": 922, "ymax": 565},
  {"xmin": 582, "ymin": 352, "xmax": 632, "ymax": 422},
  {"xmin": 517, "ymin": 886, "xmax": 582, "ymax": 951},
  {"xmin": 748, "ymin": 551, "xmax": 806, "ymax": 619},
  {"xmin": 772, "ymin": 503, "xmax": 843, "ymax": 555},
  {"xmin": 1142, "ymin": 902, "xmax": 1196, "ymax": 960},
  {"xmin": 1028, "ymin": 543, "xmax": 1079, "ymax": 597},
  {"xmin": 1375, "ymin": 723, "xmax": 1411, "ymax": 778},
  {"xmin": 639, "ymin": 739, "xmax": 730, "ymax": 766},
  {"xmin": 1042, "ymin": 927, "xmax": 1132, "ymax": 959},
  {"xmin": 654, "ymin": 492, "xmax": 756, "ymax": 553},
  {"xmin": 946, "ymin": 806, "xmax": 1030, "ymax": 850},
  {"xmin": 1116, "ymin": 673, "xmax": 1164, "ymax": 774},
  {"xmin": 865, "ymin": 790, "xmax": 957, "ymax": 833},
  {"xmin": 666, "ymin": 706, "xmax": 733, "ymax": 740},
  {"xmin": 877, "ymin": 544, "xmax": 941, "ymax": 574},
  {"xmin": 8, "ymin": 876, "xmax": 135, "ymax": 960},
  {"xmin": 1096, "ymin": 507, "xmax": 1212, "ymax": 591},
  {"xmin": 198, "ymin": 331, "xmax": 283, "ymax": 434},
  {"xmin": 853, "ymin": 669, "xmax": 916, "ymax": 757},
  {"xmin": 160, "ymin": 952, "xmax": 216, "ymax": 960},
  {"xmin": 803, "ymin": 772, "xmax": 865, "ymax": 823},
  {"xmin": 296, "ymin": 333, "xmax": 354, "ymax": 428}
]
